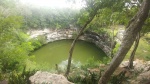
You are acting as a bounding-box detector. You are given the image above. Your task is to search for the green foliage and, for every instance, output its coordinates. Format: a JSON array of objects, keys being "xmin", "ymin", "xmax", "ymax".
[
  {"xmin": 0, "ymin": 72, "xmax": 5, "ymax": 81},
  {"xmin": 125, "ymin": 34, "xmax": 150, "ymax": 60},
  {"xmin": 19, "ymin": 6, "xmax": 79, "ymax": 29},
  {"xmin": 81, "ymin": 57, "xmax": 110, "ymax": 70},
  {"xmin": 113, "ymin": 43, "xmax": 120, "ymax": 55},
  {"xmin": 77, "ymin": 9, "xmax": 89, "ymax": 27},
  {"xmin": 81, "ymin": 57, "xmax": 101, "ymax": 70},
  {"xmin": 0, "ymin": 16, "xmax": 23, "ymax": 45},
  {"xmin": 0, "ymin": 33, "xmax": 34, "ymax": 72},
  {"xmin": 109, "ymin": 72, "xmax": 128, "ymax": 84},
  {"xmin": 81, "ymin": 71, "xmax": 100, "ymax": 84},
  {"xmin": 142, "ymin": 17, "xmax": 150, "ymax": 34},
  {"xmin": 68, "ymin": 68, "xmax": 101, "ymax": 84},
  {"xmin": 91, "ymin": 27, "xmax": 107, "ymax": 34},
  {"xmin": 0, "ymin": 0, "xmax": 149, "ymax": 83},
  {"xmin": 67, "ymin": 73, "xmax": 82, "ymax": 83},
  {"xmin": 145, "ymin": 56, "xmax": 150, "ymax": 60},
  {"xmin": 8, "ymin": 66, "xmax": 36, "ymax": 84},
  {"xmin": 72, "ymin": 31, "xmax": 78, "ymax": 38},
  {"xmin": 0, "ymin": 0, "xmax": 17, "ymax": 8},
  {"xmin": 67, "ymin": 57, "xmax": 109, "ymax": 84},
  {"xmin": 30, "ymin": 39, "xmax": 42, "ymax": 50},
  {"xmin": 0, "ymin": 8, "xmax": 34, "ymax": 73},
  {"xmin": 29, "ymin": 35, "xmax": 47, "ymax": 50},
  {"xmin": 78, "ymin": 0, "xmax": 133, "ymax": 38},
  {"xmin": 36, "ymin": 35, "xmax": 47, "ymax": 44}
]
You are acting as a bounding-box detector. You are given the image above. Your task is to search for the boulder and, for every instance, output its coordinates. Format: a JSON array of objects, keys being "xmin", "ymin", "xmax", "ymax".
[
  {"xmin": 131, "ymin": 71, "xmax": 150, "ymax": 84},
  {"xmin": 29, "ymin": 71, "xmax": 73, "ymax": 84}
]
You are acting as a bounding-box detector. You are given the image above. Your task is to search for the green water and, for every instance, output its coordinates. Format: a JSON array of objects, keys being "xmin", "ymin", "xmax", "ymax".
[{"xmin": 31, "ymin": 40, "xmax": 107, "ymax": 68}]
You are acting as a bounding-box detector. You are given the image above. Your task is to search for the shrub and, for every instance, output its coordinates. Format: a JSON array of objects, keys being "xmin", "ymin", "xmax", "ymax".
[
  {"xmin": 112, "ymin": 43, "xmax": 120, "ymax": 56},
  {"xmin": 67, "ymin": 57, "xmax": 108, "ymax": 84},
  {"xmin": 8, "ymin": 66, "xmax": 36, "ymax": 84},
  {"xmin": 109, "ymin": 71, "xmax": 128, "ymax": 84},
  {"xmin": 30, "ymin": 38, "xmax": 42, "ymax": 50},
  {"xmin": 0, "ymin": 72, "xmax": 5, "ymax": 81},
  {"xmin": 30, "ymin": 35, "xmax": 47, "ymax": 50},
  {"xmin": 36, "ymin": 35, "xmax": 47, "ymax": 45},
  {"xmin": 0, "ymin": 42, "xmax": 32, "ymax": 73},
  {"xmin": 68, "ymin": 69, "xmax": 101, "ymax": 84},
  {"xmin": 81, "ymin": 57, "xmax": 100, "ymax": 70}
]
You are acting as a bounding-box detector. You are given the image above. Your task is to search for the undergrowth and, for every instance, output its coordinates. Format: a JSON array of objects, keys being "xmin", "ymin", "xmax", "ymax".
[{"xmin": 8, "ymin": 66, "xmax": 36, "ymax": 84}]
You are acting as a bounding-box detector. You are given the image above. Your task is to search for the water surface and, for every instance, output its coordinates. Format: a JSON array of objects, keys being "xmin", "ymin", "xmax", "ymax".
[{"xmin": 31, "ymin": 40, "xmax": 107, "ymax": 68}]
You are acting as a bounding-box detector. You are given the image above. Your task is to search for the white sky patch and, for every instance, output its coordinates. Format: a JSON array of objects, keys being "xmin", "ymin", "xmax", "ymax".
[{"xmin": 20, "ymin": 0, "xmax": 84, "ymax": 9}]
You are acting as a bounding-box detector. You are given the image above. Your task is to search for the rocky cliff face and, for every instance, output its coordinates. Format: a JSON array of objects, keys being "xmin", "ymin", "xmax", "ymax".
[
  {"xmin": 28, "ymin": 28, "xmax": 116, "ymax": 56},
  {"xmin": 79, "ymin": 31, "xmax": 115, "ymax": 56},
  {"xmin": 28, "ymin": 28, "xmax": 77, "ymax": 42}
]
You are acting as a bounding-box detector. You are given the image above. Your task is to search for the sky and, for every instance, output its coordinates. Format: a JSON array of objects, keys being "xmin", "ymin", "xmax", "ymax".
[{"xmin": 20, "ymin": 0, "xmax": 84, "ymax": 9}]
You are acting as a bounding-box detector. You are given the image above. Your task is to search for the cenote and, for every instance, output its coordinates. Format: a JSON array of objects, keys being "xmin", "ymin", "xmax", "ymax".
[{"xmin": 31, "ymin": 40, "xmax": 107, "ymax": 69}]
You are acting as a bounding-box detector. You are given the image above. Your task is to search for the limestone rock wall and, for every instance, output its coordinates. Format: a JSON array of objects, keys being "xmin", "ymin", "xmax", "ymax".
[
  {"xmin": 28, "ymin": 28, "xmax": 77, "ymax": 43},
  {"xmin": 79, "ymin": 31, "xmax": 114, "ymax": 56},
  {"xmin": 28, "ymin": 29, "xmax": 114, "ymax": 56}
]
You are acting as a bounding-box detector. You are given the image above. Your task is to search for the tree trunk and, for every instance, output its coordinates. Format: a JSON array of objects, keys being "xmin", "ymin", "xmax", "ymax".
[
  {"xmin": 110, "ymin": 24, "xmax": 115, "ymax": 58},
  {"xmin": 98, "ymin": 0, "xmax": 150, "ymax": 84},
  {"xmin": 65, "ymin": 12, "xmax": 97, "ymax": 76},
  {"xmin": 128, "ymin": 32, "xmax": 140, "ymax": 69}
]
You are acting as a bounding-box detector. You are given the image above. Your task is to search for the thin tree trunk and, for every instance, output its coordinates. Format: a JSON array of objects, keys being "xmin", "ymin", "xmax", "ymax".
[
  {"xmin": 110, "ymin": 24, "xmax": 115, "ymax": 58},
  {"xmin": 65, "ymin": 11, "xmax": 97, "ymax": 76},
  {"xmin": 128, "ymin": 32, "xmax": 140, "ymax": 69},
  {"xmin": 98, "ymin": 0, "xmax": 150, "ymax": 84}
]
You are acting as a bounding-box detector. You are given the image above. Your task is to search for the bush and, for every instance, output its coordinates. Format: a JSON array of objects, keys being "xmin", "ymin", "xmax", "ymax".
[
  {"xmin": 30, "ymin": 39, "xmax": 42, "ymax": 50},
  {"xmin": 36, "ymin": 35, "xmax": 47, "ymax": 45},
  {"xmin": 8, "ymin": 66, "xmax": 36, "ymax": 84},
  {"xmin": 81, "ymin": 57, "xmax": 101, "ymax": 70},
  {"xmin": 0, "ymin": 72, "xmax": 5, "ymax": 81},
  {"xmin": 0, "ymin": 42, "xmax": 33, "ymax": 73},
  {"xmin": 67, "ymin": 57, "xmax": 108, "ymax": 84},
  {"xmin": 30, "ymin": 35, "xmax": 47, "ymax": 50},
  {"xmin": 68, "ymin": 69, "xmax": 101, "ymax": 84},
  {"xmin": 109, "ymin": 70, "xmax": 129, "ymax": 84}
]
